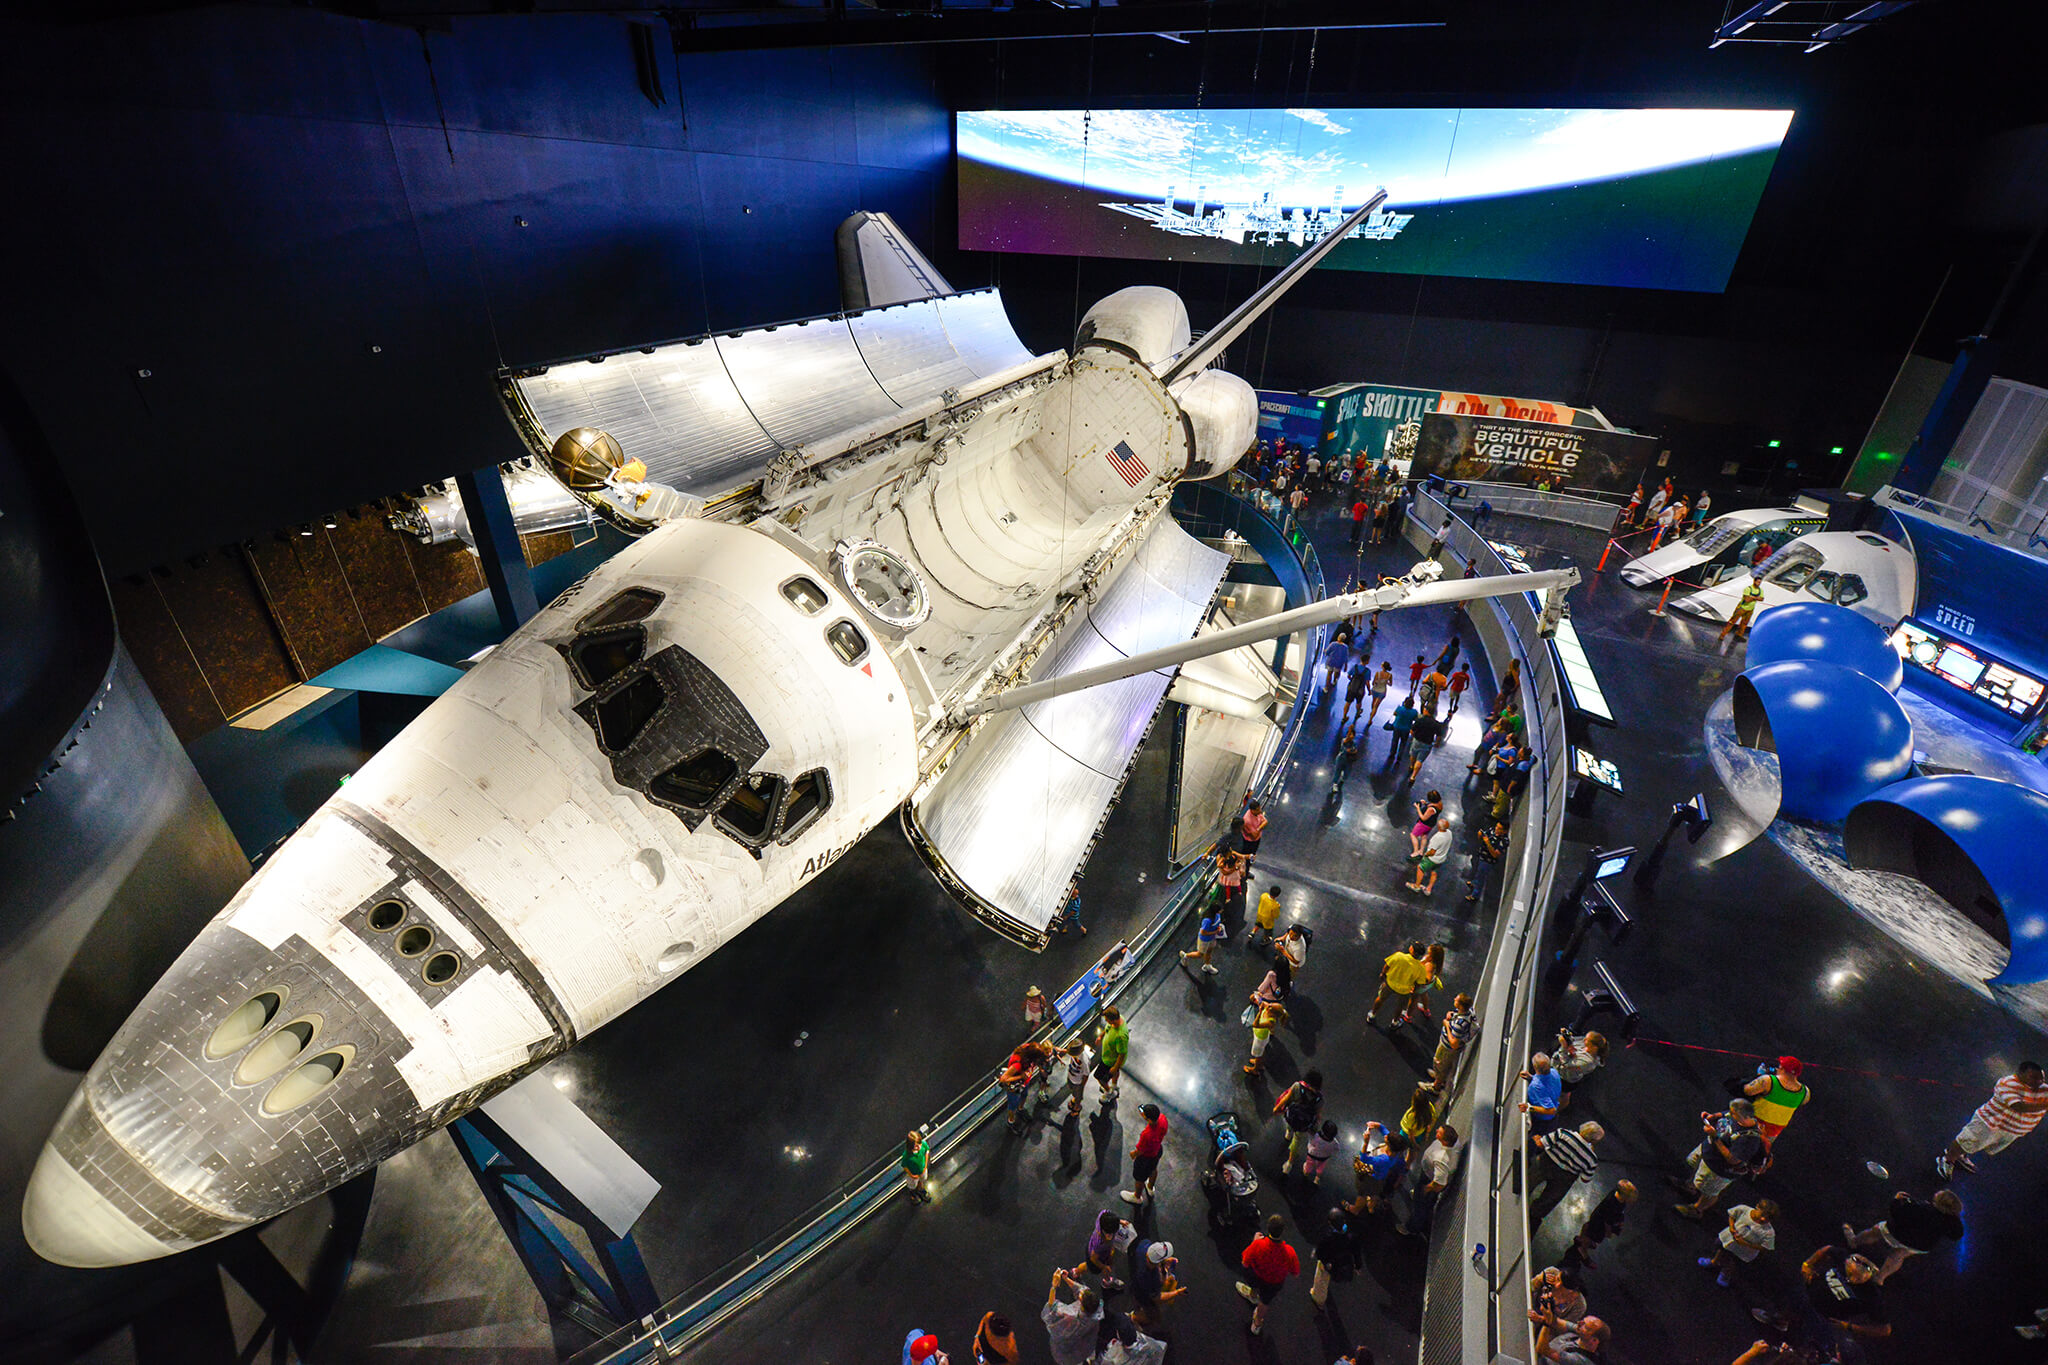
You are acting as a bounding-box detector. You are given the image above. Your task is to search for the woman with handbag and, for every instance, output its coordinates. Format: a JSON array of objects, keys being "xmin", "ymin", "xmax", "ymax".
[{"xmin": 1244, "ymin": 994, "xmax": 1289, "ymax": 1076}]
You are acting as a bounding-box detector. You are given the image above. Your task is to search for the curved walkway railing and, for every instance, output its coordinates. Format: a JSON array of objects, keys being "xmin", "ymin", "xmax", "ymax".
[
  {"xmin": 1404, "ymin": 485, "xmax": 1572, "ymax": 1365},
  {"xmin": 1436, "ymin": 479, "xmax": 1627, "ymax": 534},
  {"xmin": 574, "ymin": 487, "xmax": 1326, "ymax": 1365}
]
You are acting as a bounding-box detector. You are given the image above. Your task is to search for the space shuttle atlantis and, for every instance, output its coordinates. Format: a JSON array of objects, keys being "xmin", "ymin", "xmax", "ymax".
[{"xmin": 26, "ymin": 194, "xmax": 1460, "ymax": 1266}]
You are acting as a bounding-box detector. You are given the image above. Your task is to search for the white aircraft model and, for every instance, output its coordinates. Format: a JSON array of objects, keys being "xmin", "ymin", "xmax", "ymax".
[
  {"xmin": 1618, "ymin": 503, "xmax": 1826, "ymax": 588},
  {"xmin": 24, "ymin": 197, "xmax": 1570, "ymax": 1269},
  {"xmin": 1667, "ymin": 529, "xmax": 1917, "ymax": 628}
]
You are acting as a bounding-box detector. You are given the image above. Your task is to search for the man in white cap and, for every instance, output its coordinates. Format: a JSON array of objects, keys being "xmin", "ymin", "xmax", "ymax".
[{"xmin": 1130, "ymin": 1236, "xmax": 1184, "ymax": 1328}]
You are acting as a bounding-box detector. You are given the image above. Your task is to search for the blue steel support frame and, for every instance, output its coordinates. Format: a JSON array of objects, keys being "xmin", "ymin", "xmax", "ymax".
[
  {"xmin": 455, "ymin": 464, "xmax": 540, "ymax": 635},
  {"xmin": 448, "ymin": 1115, "xmax": 660, "ymax": 1330}
]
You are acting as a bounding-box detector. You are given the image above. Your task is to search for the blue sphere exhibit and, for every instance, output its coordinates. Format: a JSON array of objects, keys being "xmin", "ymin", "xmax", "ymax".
[
  {"xmin": 1845, "ymin": 775, "xmax": 2048, "ymax": 985},
  {"xmin": 1731, "ymin": 659, "xmax": 1914, "ymax": 822},
  {"xmin": 1744, "ymin": 601, "xmax": 1905, "ymax": 692}
]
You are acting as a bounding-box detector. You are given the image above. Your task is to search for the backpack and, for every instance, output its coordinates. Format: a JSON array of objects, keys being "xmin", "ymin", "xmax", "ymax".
[{"xmin": 1283, "ymin": 1083, "xmax": 1322, "ymax": 1130}]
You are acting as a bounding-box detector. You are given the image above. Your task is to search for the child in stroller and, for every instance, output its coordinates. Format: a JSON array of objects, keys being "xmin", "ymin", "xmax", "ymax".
[{"xmin": 1200, "ymin": 1111, "xmax": 1261, "ymax": 1228}]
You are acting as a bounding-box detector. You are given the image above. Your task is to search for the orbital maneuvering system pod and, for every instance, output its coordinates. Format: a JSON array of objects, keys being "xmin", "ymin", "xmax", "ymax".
[{"xmin": 25, "ymin": 192, "xmax": 1571, "ymax": 1267}]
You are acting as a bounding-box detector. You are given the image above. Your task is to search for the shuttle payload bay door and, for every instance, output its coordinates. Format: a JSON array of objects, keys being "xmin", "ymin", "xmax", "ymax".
[{"xmin": 908, "ymin": 516, "xmax": 1231, "ymax": 947}]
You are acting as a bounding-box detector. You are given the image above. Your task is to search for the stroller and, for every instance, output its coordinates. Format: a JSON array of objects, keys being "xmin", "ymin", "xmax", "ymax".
[{"xmin": 1200, "ymin": 1111, "xmax": 1261, "ymax": 1229}]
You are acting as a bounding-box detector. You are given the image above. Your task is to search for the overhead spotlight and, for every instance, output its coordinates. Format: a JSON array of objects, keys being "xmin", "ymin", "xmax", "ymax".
[
  {"xmin": 323, "ymin": 517, "xmax": 338, "ymax": 530},
  {"xmin": 298, "ymin": 525, "xmax": 315, "ymax": 537}
]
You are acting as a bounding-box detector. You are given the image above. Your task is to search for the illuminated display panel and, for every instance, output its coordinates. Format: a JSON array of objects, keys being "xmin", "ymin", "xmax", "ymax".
[
  {"xmin": 959, "ymin": 107, "xmax": 1793, "ymax": 293},
  {"xmin": 1573, "ymin": 747, "xmax": 1624, "ymax": 793},
  {"xmin": 1489, "ymin": 539, "xmax": 1615, "ymax": 726},
  {"xmin": 1889, "ymin": 618, "xmax": 2048, "ymax": 717}
]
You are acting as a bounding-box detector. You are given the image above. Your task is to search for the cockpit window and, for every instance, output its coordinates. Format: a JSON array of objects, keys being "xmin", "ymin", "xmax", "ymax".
[
  {"xmin": 780, "ymin": 576, "xmax": 829, "ymax": 615},
  {"xmin": 579, "ymin": 587, "xmax": 664, "ymax": 631},
  {"xmin": 651, "ymin": 749, "xmax": 739, "ymax": 811},
  {"xmin": 826, "ymin": 620, "xmax": 869, "ymax": 665},
  {"xmin": 571, "ymin": 627, "xmax": 645, "ymax": 690},
  {"xmin": 1805, "ymin": 570, "xmax": 1841, "ymax": 601},
  {"xmin": 717, "ymin": 772, "xmax": 786, "ymax": 845},
  {"xmin": 1835, "ymin": 574, "xmax": 1869, "ymax": 606},
  {"xmin": 780, "ymin": 769, "xmax": 833, "ymax": 842},
  {"xmin": 593, "ymin": 673, "xmax": 665, "ymax": 752},
  {"xmin": 1771, "ymin": 564, "xmax": 1817, "ymax": 589}
]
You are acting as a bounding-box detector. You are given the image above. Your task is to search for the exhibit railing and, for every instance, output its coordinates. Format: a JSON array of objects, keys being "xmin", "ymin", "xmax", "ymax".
[
  {"xmin": 1405, "ymin": 484, "xmax": 1571, "ymax": 1365},
  {"xmin": 1875, "ymin": 483, "xmax": 2048, "ymax": 560},
  {"xmin": 574, "ymin": 484, "xmax": 1325, "ymax": 1365},
  {"xmin": 1436, "ymin": 479, "xmax": 1627, "ymax": 535}
]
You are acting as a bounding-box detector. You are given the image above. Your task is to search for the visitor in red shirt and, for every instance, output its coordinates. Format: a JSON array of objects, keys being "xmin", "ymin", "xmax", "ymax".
[
  {"xmin": 1350, "ymin": 498, "xmax": 1370, "ymax": 545},
  {"xmin": 1235, "ymin": 1214, "xmax": 1301, "ymax": 1337},
  {"xmin": 1122, "ymin": 1103, "xmax": 1168, "ymax": 1206}
]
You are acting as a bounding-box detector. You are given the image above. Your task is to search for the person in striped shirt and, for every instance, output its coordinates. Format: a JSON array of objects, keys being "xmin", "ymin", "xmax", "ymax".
[
  {"xmin": 1937, "ymin": 1061, "xmax": 2048, "ymax": 1180},
  {"xmin": 1433, "ymin": 994, "xmax": 1476, "ymax": 1086},
  {"xmin": 1529, "ymin": 1122, "xmax": 1605, "ymax": 1223}
]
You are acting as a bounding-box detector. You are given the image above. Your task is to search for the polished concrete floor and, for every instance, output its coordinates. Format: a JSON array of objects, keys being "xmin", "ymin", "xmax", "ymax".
[{"xmin": 175, "ymin": 497, "xmax": 2048, "ymax": 1364}]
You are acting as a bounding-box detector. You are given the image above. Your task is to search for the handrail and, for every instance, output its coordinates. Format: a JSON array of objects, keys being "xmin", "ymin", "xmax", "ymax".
[
  {"xmin": 1406, "ymin": 484, "xmax": 1572, "ymax": 1365},
  {"xmin": 573, "ymin": 484, "xmax": 1327, "ymax": 1365}
]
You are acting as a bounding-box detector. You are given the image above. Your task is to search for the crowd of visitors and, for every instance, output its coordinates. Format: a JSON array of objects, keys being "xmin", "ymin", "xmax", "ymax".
[{"xmin": 890, "ymin": 456, "xmax": 2020, "ymax": 1365}]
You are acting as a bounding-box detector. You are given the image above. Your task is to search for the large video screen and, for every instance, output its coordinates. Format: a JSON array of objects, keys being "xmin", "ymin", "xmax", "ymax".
[{"xmin": 958, "ymin": 107, "xmax": 1793, "ymax": 293}]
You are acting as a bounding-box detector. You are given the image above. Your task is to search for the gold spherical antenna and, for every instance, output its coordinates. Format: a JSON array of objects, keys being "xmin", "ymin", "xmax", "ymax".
[{"xmin": 549, "ymin": 427, "xmax": 625, "ymax": 491}]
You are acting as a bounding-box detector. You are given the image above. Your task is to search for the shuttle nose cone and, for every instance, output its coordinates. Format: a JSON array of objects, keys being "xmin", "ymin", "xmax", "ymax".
[{"xmin": 22, "ymin": 1112, "xmax": 181, "ymax": 1268}]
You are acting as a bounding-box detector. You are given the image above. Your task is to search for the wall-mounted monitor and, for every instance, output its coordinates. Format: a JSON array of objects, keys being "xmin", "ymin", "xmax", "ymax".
[{"xmin": 958, "ymin": 107, "xmax": 1793, "ymax": 293}]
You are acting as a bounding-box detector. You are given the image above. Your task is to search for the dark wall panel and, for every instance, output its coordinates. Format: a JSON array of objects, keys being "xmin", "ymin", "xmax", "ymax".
[
  {"xmin": 403, "ymin": 535, "xmax": 487, "ymax": 615},
  {"xmin": 105, "ymin": 576, "xmax": 225, "ymax": 743},
  {"xmin": 0, "ymin": 15, "xmax": 946, "ymax": 575},
  {"xmin": 151, "ymin": 559, "xmax": 298, "ymax": 718},
  {"xmin": 243, "ymin": 537, "xmax": 377, "ymax": 681},
  {"xmin": 327, "ymin": 509, "xmax": 435, "ymax": 641}
]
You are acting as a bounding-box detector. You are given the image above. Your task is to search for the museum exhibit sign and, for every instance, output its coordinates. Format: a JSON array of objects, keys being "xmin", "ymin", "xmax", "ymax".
[{"xmin": 1411, "ymin": 412, "xmax": 1657, "ymax": 493}]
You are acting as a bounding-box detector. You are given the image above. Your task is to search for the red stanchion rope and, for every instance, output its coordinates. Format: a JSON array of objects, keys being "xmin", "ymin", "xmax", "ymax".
[{"xmin": 1625, "ymin": 1035, "xmax": 1979, "ymax": 1090}]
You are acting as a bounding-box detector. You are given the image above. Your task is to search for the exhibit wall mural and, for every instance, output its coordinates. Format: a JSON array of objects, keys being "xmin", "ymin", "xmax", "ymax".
[{"xmin": 959, "ymin": 107, "xmax": 1792, "ymax": 293}]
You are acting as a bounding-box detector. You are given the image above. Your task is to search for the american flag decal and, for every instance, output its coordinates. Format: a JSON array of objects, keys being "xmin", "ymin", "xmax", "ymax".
[{"xmin": 1106, "ymin": 440, "xmax": 1149, "ymax": 488}]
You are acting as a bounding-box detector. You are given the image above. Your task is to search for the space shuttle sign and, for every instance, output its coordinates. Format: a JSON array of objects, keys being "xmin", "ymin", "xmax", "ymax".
[{"xmin": 1412, "ymin": 412, "xmax": 1657, "ymax": 495}]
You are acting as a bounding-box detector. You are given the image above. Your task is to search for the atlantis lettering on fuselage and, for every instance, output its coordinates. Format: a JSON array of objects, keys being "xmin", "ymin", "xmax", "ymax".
[{"xmin": 801, "ymin": 840, "xmax": 857, "ymax": 878}]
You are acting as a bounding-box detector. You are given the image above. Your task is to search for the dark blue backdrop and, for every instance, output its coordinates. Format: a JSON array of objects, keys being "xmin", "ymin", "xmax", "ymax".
[
  {"xmin": 0, "ymin": 10, "xmax": 947, "ymax": 573},
  {"xmin": 1882, "ymin": 508, "xmax": 2048, "ymax": 729},
  {"xmin": 1888, "ymin": 511, "xmax": 2048, "ymax": 683}
]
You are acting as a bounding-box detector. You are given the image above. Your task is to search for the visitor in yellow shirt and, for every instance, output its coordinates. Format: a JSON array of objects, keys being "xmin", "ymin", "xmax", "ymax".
[
  {"xmin": 1250, "ymin": 887, "xmax": 1282, "ymax": 946},
  {"xmin": 1369, "ymin": 942, "xmax": 1430, "ymax": 1026}
]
